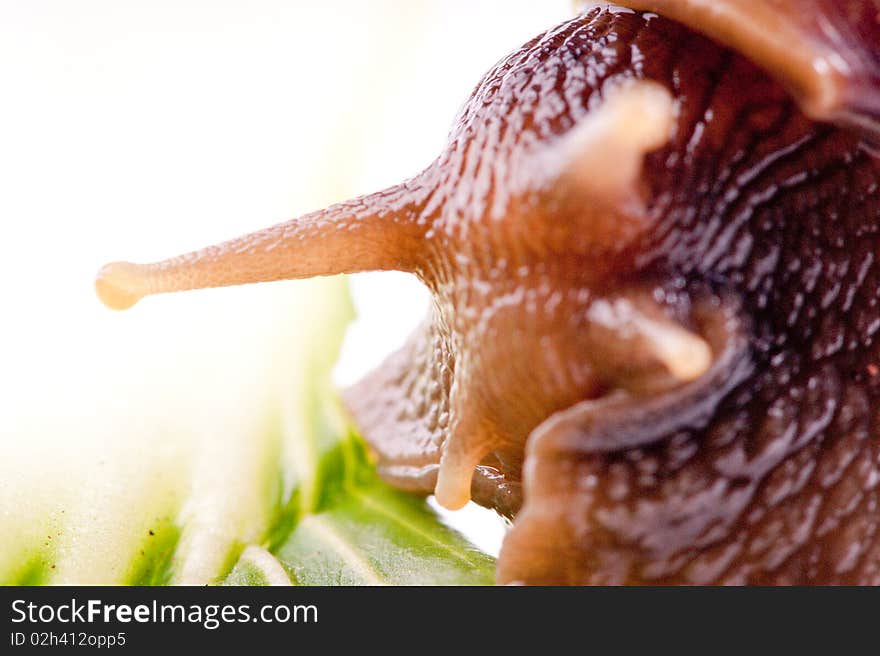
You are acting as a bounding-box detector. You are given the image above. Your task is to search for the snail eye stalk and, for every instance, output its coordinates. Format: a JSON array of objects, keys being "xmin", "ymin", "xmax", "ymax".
[{"xmin": 95, "ymin": 184, "xmax": 426, "ymax": 310}]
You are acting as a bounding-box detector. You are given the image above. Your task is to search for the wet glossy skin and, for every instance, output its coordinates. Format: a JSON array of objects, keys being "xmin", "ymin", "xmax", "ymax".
[
  {"xmin": 617, "ymin": 0, "xmax": 880, "ymax": 133},
  {"xmin": 497, "ymin": 7, "xmax": 880, "ymax": 584},
  {"xmin": 97, "ymin": 4, "xmax": 880, "ymax": 584}
]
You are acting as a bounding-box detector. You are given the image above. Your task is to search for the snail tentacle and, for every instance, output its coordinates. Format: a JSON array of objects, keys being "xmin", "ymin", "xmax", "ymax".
[
  {"xmin": 96, "ymin": 3, "xmax": 880, "ymax": 584},
  {"xmin": 498, "ymin": 295, "xmax": 753, "ymax": 584},
  {"xmin": 95, "ymin": 182, "xmax": 429, "ymax": 310}
]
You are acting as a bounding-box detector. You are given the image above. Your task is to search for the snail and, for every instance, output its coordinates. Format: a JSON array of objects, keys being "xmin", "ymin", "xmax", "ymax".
[{"xmin": 95, "ymin": 1, "xmax": 880, "ymax": 584}]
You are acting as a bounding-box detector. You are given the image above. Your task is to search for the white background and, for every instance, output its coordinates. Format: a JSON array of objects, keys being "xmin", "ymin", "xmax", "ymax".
[{"xmin": 0, "ymin": 1, "xmax": 572, "ymax": 557}]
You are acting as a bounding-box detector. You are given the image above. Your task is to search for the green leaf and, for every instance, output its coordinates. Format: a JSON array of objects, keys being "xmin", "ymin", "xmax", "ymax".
[
  {"xmin": 223, "ymin": 546, "xmax": 293, "ymax": 586},
  {"xmin": 0, "ymin": 276, "xmax": 496, "ymax": 586},
  {"xmin": 264, "ymin": 441, "xmax": 496, "ymax": 586}
]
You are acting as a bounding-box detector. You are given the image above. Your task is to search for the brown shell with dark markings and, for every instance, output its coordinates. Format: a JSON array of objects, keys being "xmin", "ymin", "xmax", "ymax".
[{"xmin": 96, "ymin": 1, "xmax": 880, "ymax": 584}]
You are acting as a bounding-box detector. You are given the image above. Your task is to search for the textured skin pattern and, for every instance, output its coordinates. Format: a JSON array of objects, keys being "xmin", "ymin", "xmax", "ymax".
[
  {"xmin": 350, "ymin": 11, "xmax": 703, "ymax": 515},
  {"xmin": 612, "ymin": 0, "xmax": 880, "ymax": 133},
  {"xmin": 346, "ymin": 7, "xmax": 880, "ymax": 584},
  {"xmin": 105, "ymin": 4, "xmax": 880, "ymax": 584},
  {"xmin": 494, "ymin": 9, "xmax": 880, "ymax": 584}
]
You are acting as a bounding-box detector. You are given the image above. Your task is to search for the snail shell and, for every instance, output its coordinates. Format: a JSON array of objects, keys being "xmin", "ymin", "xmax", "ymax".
[{"xmin": 97, "ymin": 1, "xmax": 880, "ymax": 584}]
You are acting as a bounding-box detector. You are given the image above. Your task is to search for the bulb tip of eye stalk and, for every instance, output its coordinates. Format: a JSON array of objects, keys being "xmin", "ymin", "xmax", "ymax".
[{"xmin": 95, "ymin": 262, "xmax": 145, "ymax": 311}]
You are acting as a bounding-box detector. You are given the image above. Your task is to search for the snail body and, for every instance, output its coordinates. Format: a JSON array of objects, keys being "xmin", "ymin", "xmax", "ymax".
[{"xmin": 97, "ymin": 2, "xmax": 880, "ymax": 584}]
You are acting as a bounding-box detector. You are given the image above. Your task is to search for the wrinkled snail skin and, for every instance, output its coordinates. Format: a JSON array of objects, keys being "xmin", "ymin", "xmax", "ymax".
[
  {"xmin": 599, "ymin": 0, "xmax": 880, "ymax": 134},
  {"xmin": 95, "ymin": 3, "xmax": 880, "ymax": 584},
  {"xmin": 496, "ymin": 6, "xmax": 880, "ymax": 584}
]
